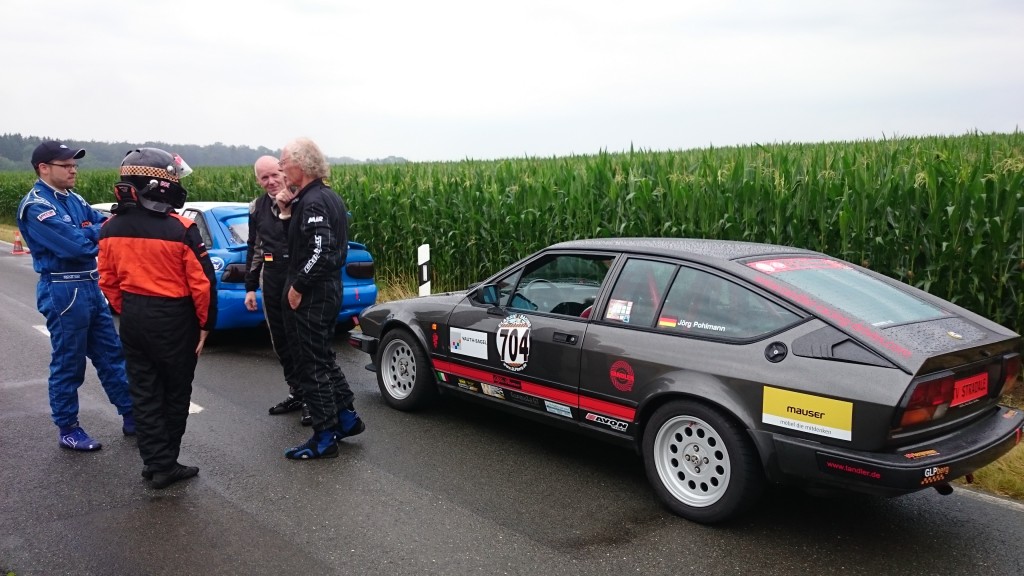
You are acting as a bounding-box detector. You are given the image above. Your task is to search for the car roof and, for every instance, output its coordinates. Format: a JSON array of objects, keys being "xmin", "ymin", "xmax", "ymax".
[
  {"xmin": 549, "ymin": 237, "xmax": 820, "ymax": 262},
  {"xmin": 181, "ymin": 201, "xmax": 247, "ymax": 211},
  {"xmin": 92, "ymin": 201, "xmax": 247, "ymax": 213}
]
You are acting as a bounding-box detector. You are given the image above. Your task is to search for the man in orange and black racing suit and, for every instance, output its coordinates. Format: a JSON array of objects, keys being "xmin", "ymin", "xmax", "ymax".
[{"xmin": 98, "ymin": 148, "xmax": 217, "ymax": 489}]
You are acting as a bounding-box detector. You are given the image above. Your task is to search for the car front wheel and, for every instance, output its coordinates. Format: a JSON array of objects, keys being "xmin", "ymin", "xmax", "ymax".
[
  {"xmin": 376, "ymin": 328, "xmax": 435, "ymax": 411},
  {"xmin": 642, "ymin": 400, "xmax": 764, "ymax": 523}
]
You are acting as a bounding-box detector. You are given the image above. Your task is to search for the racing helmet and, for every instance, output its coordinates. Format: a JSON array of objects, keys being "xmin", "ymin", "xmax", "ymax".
[{"xmin": 114, "ymin": 148, "xmax": 193, "ymax": 213}]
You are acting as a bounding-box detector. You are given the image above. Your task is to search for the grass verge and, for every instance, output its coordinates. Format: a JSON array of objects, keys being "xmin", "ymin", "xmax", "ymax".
[
  {"xmin": 961, "ymin": 386, "xmax": 1024, "ymax": 500},
  {"xmin": 0, "ymin": 218, "xmax": 17, "ymax": 244}
]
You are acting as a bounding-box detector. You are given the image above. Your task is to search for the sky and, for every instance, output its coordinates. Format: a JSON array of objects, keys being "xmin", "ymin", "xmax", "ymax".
[{"xmin": 2, "ymin": 0, "xmax": 1022, "ymax": 163}]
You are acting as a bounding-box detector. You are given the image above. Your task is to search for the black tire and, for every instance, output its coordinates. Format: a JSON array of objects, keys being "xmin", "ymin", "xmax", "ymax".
[
  {"xmin": 642, "ymin": 400, "xmax": 764, "ymax": 523},
  {"xmin": 376, "ymin": 328, "xmax": 436, "ymax": 411}
]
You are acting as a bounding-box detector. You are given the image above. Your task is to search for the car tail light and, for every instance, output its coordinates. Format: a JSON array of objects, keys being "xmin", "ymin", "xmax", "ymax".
[
  {"xmin": 347, "ymin": 261, "xmax": 375, "ymax": 279},
  {"xmin": 221, "ymin": 263, "xmax": 248, "ymax": 283},
  {"xmin": 1002, "ymin": 353, "xmax": 1021, "ymax": 397},
  {"xmin": 898, "ymin": 373, "xmax": 954, "ymax": 428}
]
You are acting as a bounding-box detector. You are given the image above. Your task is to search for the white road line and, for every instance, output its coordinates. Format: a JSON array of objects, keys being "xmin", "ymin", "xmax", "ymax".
[
  {"xmin": 959, "ymin": 486, "xmax": 1024, "ymax": 513},
  {"xmin": 33, "ymin": 325, "xmax": 49, "ymax": 336}
]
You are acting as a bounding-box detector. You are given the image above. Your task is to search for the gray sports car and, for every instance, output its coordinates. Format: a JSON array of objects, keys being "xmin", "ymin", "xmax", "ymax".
[{"xmin": 349, "ymin": 238, "xmax": 1023, "ymax": 523}]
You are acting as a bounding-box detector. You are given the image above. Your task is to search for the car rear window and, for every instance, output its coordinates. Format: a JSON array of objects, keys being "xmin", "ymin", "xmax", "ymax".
[
  {"xmin": 747, "ymin": 257, "xmax": 946, "ymax": 327},
  {"xmin": 223, "ymin": 215, "xmax": 249, "ymax": 248}
]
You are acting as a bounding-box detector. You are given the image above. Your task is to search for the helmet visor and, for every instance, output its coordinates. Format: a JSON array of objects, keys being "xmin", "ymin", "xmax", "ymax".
[{"xmin": 172, "ymin": 154, "xmax": 193, "ymax": 180}]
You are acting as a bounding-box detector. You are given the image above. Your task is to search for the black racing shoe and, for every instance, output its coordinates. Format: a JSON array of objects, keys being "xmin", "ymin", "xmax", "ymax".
[
  {"xmin": 269, "ymin": 395, "xmax": 304, "ymax": 415},
  {"xmin": 142, "ymin": 465, "xmax": 153, "ymax": 480},
  {"xmin": 151, "ymin": 464, "xmax": 199, "ymax": 489},
  {"xmin": 300, "ymin": 403, "xmax": 312, "ymax": 426}
]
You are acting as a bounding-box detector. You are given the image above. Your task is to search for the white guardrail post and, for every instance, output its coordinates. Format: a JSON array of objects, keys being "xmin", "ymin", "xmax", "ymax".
[{"xmin": 418, "ymin": 244, "xmax": 431, "ymax": 296}]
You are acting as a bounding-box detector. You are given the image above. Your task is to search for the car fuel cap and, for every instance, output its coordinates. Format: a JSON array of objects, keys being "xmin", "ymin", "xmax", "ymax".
[{"xmin": 765, "ymin": 342, "xmax": 788, "ymax": 363}]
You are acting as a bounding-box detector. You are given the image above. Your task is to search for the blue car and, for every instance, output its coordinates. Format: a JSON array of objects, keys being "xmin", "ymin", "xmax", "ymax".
[{"xmin": 94, "ymin": 201, "xmax": 378, "ymax": 331}]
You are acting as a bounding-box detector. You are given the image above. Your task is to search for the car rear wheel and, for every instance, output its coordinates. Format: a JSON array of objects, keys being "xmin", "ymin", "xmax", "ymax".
[
  {"xmin": 376, "ymin": 328, "xmax": 435, "ymax": 411},
  {"xmin": 642, "ymin": 400, "xmax": 764, "ymax": 523}
]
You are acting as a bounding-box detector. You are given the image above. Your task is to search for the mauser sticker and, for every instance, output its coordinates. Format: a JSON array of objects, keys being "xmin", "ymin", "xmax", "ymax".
[{"xmin": 762, "ymin": 386, "xmax": 853, "ymax": 441}]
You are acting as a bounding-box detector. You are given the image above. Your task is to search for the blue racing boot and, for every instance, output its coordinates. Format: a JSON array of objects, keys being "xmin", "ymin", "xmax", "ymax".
[
  {"xmin": 122, "ymin": 413, "xmax": 136, "ymax": 436},
  {"xmin": 285, "ymin": 430, "xmax": 339, "ymax": 460},
  {"xmin": 336, "ymin": 407, "xmax": 366, "ymax": 440},
  {"xmin": 59, "ymin": 425, "xmax": 102, "ymax": 451}
]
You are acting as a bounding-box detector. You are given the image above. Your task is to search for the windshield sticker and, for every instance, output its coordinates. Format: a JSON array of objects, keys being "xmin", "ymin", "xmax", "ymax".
[
  {"xmin": 748, "ymin": 258, "xmax": 850, "ymax": 274},
  {"xmin": 605, "ymin": 299, "xmax": 634, "ymax": 322},
  {"xmin": 450, "ymin": 328, "xmax": 489, "ymax": 360},
  {"xmin": 762, "ymin": 386, "xmax": 853, "ymax": 441},
  {"xmin": 497, "ymin": 314, "xmax": 531, "ymax": 371},
  {"xmin": 544, "ymin": 401, "xmax": 573, "ymax": 418},
  {"xmin": 610, "ymin": 360, "xmax": 635, "ymax": 392}
]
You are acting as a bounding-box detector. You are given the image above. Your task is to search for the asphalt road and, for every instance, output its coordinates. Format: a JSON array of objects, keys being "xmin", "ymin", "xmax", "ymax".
[{"xmin": 2, "ymin": 245, "xmax": 1024, "ymax": 576}]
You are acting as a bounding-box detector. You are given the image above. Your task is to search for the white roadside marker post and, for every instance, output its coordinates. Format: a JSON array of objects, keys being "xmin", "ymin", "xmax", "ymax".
[{"xmin": 418, "ymin": 244, "xmax": 431, "ymax": 296}]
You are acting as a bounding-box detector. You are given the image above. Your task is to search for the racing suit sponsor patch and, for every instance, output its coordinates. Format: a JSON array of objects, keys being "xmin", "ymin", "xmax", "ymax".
[{"xmin": 37, "ymin": 209, "xmax": 57, "ymax": 221}]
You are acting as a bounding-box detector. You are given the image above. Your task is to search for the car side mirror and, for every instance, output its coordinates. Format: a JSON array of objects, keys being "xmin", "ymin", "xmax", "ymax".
[{"xmin": 474, "ymin": 284, "xmax": 500, "ymax": 306}]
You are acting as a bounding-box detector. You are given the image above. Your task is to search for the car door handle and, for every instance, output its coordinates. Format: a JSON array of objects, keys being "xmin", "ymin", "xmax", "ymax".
[{"xmin": 553, "ymin": 332, "xmax": 578, "ymax": 345}]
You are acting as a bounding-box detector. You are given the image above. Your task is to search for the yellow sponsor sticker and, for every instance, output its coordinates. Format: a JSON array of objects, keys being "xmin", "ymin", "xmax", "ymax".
[{"xmin": 762, "ymin": 386, "xmax": 854, "ymax": 441}]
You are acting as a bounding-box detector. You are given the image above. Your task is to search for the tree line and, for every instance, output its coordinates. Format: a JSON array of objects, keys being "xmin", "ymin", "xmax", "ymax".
[{"xmin": 0, "ymin": 133, "xmax": 406, "ymax": 171}]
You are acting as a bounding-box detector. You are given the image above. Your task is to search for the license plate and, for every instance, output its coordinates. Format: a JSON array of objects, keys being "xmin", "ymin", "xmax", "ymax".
[{"xmin": 951, "ymin": 373, "xmax": 988, "ymax": 407}]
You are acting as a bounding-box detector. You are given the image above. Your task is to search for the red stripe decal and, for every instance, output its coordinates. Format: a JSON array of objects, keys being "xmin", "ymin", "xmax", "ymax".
[
  {"xmin": 580, "ymin": 396, "xmax": 636, "ymax": 421},
  {"xmin": 433, "ymin": 359, "xmax": 636, "ymax": 421}
]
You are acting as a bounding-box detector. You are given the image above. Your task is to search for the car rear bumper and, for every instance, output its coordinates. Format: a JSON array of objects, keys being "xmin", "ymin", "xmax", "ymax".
[
  {"xmin": 348, "ymin": 332, "xmax": 378, "ymax": 357},
  {"xmin": 215, "ymin": 289, "xmax": 265, "ymax": 330},
  {"xmin": 759, "ymin": 405, "xmax": 1024, "ymax": 496}
]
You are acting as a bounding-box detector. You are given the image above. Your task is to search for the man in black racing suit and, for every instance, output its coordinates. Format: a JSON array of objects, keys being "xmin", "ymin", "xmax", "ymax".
[
  {"xmin": 278, "ymin": 137, "xmax": 365, "ymax": 460},
  {"xmin": 244, "ymin": 155, "xmax": 310, "ymax": 425}
]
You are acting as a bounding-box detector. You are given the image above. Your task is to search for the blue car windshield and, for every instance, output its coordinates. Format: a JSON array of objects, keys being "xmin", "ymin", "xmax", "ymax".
[
  {"xmin": 747, "ymin": 257, "xmax": 946, "ymax": 328},
  {"xmin": 223, "ymin": 215, "xmax": 249, "ymax": 248}
]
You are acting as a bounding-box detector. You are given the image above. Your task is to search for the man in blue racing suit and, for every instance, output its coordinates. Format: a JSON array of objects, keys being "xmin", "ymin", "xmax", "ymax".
[{"xmin": 17, "ymin": 140, "xmax": 134, "ymax": 451}]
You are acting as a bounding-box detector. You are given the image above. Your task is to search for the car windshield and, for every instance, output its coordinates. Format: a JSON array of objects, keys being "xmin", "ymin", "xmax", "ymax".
[
  {"xmin": 223, "ymin": 215, "xmax": 249, "ymax": 248},
  {"xmin": 747, "ymin": 257, "xmax": 946, "ymax": 327}
]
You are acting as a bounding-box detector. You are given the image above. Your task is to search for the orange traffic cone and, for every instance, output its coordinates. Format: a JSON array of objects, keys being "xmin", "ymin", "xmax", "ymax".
[{"xmin": 11, "ymin": 231, "xmax": 29, "ymax": 255}]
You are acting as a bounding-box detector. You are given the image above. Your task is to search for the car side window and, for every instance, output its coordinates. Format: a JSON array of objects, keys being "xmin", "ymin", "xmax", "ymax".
[
  {"xmin": 602, "ymin": 258, "xmax": 675, "ymax": 327},
  {"xmin": 657, "ymin": 266, "xmax": 799, "ymax": 339},
  {"xmin": 190, "ymin": 212, "xmax": 214, "ymax": 249},
  {"xmin": 508, "ymin": 254, "xmax": 614, "ymax": 315}
]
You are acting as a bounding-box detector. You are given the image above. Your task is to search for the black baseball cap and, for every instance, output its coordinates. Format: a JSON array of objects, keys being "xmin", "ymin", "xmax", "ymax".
[{"xmin": 31, "ymin": 140, "xmax": 86, "ymax": 168}]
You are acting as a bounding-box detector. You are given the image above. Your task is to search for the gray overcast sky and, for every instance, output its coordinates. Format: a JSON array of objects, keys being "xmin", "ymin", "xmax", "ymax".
[{"xmin": 2, "ymin": 0, "xmax": 1022, "ymax": 163}]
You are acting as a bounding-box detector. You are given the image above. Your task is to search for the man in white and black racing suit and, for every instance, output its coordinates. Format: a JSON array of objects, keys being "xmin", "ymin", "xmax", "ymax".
[{"xmin": 278, "ymin": 137, "xmax": 365, "ymax": 460}]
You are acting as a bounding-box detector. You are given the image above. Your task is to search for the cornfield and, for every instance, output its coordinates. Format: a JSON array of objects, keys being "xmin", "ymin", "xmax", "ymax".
[{"xmin": 2, "ymin": 132, "xmax": 1022, "ymax": 333}]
